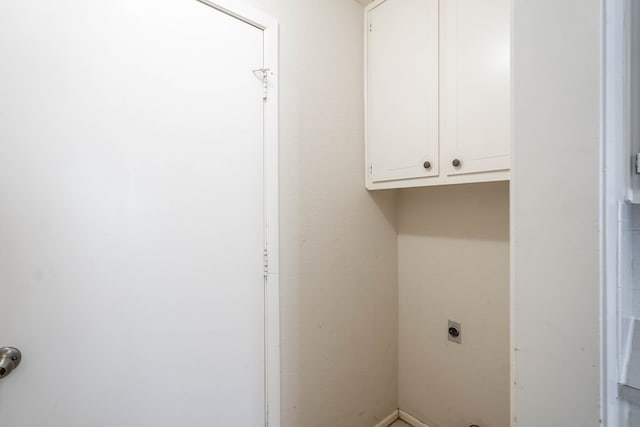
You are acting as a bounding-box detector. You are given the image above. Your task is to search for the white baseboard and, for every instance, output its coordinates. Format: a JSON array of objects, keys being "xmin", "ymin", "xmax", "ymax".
[
  {"xmin": 372, "ymin": 409, "xmax": 429, "ymax": 427},
  {"xmin": 398, "ymin": 409, "xmax": 430, "ymax": 427},
  {"xmin": 374, "ymin": 409, "xmax": 399, "ymax": 427}
]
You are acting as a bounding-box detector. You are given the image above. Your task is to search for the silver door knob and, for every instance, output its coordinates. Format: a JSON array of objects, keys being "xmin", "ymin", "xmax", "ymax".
[{"xmin": 0, "ymin": 347, "xmax": 21, "ymax": 379}]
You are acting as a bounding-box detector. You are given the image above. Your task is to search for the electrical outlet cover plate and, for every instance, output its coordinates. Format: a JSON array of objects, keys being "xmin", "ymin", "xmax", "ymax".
[{"xmin": 448, "ymin": 320, "xmax": 462, "ymax": 344}]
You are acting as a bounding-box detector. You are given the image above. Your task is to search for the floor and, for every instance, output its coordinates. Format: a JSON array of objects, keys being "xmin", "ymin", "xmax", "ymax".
[{"xmin": 389, "ymin": 421, "xmax": 412, "ymax": 427}]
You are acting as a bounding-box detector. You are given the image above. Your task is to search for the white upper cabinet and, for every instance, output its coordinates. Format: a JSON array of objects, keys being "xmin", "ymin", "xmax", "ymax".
[
  {"xmin": 367, "ymin": 0, "xmax": 439, "ymax": 184},
  {"xmin": 365, "ymin": 0, "xmax": 511, "ymax": 189}
]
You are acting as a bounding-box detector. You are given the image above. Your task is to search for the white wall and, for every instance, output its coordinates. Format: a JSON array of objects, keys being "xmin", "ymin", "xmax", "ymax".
[
  {"xmin": 398, "ymin": 182, "xmax": 510, "ymax": 427},
  {"xmin": 512, "ymin": 0, "xmax": 602, "ymax": 425},
  {"xmin": 241, "ymin": 1, "xmax": 400, "ymax": 426}
]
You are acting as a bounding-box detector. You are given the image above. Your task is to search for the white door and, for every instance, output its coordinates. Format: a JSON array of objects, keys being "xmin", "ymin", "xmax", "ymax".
[{"xmin": 0, "ymin": 1, "xmax": 267, "ymax": 425}]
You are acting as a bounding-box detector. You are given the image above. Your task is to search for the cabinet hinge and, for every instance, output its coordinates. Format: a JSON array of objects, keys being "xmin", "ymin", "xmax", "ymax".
[
  {"xmin": 263, "ymin": 248, "xmax": 269, "ymax": 277},
  {"xmin": 253, "ymin": 68, "xmax": 271, "ymax": 101}
]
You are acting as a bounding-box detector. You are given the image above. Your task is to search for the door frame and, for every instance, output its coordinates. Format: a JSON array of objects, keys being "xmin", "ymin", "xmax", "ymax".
[
  {"xmin": 601, "ymin": 0, "xmax": 631, "ymax": 424},
  {"xmin": 196, "ymin": 1, "xmax": 280, "ymax": 425}
]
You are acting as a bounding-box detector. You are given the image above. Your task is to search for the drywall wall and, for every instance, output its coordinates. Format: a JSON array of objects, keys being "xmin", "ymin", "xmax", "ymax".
[
  {"xmin": 398, "ymin": 182, "xmax": 510, "ymax": 427},
  {"xmin": 512, "ymin": 0, "xmax": 602, "ymax": 425},
  {"xmin": 241, "ymin": 1, "xmax": 399, "ymax": 426}
]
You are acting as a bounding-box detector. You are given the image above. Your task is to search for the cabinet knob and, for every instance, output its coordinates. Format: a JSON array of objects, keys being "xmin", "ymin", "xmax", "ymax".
[
  {"xmin": 423, "ymin": 161, "xmax": 431, "ymax": 169},
  {"xmin": 452, "ymin": 159, "xmax": 461, "ymax": 167}
]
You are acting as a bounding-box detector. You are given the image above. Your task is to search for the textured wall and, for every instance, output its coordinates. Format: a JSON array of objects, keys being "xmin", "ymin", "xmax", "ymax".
[
  {"xmin": 398, "ymin": 182, "xmax": 510, "ymax": 427},
  {"xmin": 512, "ymin": 0, "xmax": 602, "ymax": 425}
]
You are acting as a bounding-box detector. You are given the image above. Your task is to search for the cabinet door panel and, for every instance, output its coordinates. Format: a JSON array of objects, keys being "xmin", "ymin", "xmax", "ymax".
[
  {"xmin": 441, "ymin": 0, "xmax": 511, "ymax": 176},
  {"xmin": 367, "ymin": 0, "xmax": 439, "ymax": 183}
]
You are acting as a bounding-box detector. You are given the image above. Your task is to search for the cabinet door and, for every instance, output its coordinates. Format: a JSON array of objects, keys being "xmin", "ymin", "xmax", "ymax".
[
  {"xmin": 367, "ymin": 0, "xmax": 439, "ymax": 183},
  {"xmin": 441, "ymin": 0, "xmax": 511, "ymax": 176}
]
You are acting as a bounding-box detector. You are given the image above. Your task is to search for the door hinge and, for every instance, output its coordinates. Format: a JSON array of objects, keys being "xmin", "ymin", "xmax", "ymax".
[
  {"xmin": 263, "ymin": 248, "xmax": 269, "ymax": 277},
  {"xmin": 369, "ymin": 163, "xmax": 373, "ymax": 175},
  {"xmin": 636, "ymin": 153, "xmax": 640, "ymax": 174},
  {"xmin": 253, "ymin": 68, "xmax": 271, "ymax": 101},
  {"xmin": 369, "ymin": 23, "xmax": 372, "ymax": 32}
]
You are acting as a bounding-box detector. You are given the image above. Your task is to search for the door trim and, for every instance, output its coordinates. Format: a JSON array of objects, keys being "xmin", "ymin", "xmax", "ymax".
[{"xmin": 196, "ymin": 1, "xmax": 280, "ymax": 425}]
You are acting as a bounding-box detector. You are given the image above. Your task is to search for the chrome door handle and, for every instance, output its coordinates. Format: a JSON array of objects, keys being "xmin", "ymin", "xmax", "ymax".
[{"xmin": 0, "ymin": 347, "xmax": 21, "ymax": 379}]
